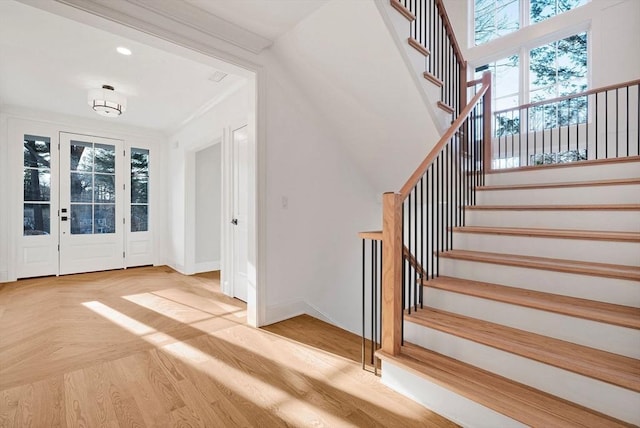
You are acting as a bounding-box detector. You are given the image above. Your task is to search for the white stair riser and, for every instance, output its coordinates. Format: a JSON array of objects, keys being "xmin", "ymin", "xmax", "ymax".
[
  {"xmin": 476, "ymin": 184, "xmax": 640, "ymax": 205},
  {"xmin": 404, "ymin": 323, "xmax": 640, "ymax": 425},
  {"xmin": 466, "ymin": 209, "xmax": 640, "ymax": 232},
  {"xmin": 423, "ymin": 287, "xmax": 640, "ymax": 358},
  {"xmin": 485, "ymin": 161, "xmax": 640, "ymax": 186},
  {"xmin": 439, "ymin": 258, "xmax": 640, "ymax": 307},
  {"xmin": 381, "ymin": 361, "xmax": 526, "ymax": 428},
  {"xmin": 452, "ymin": 232, "xmax": 639, "ymax": 265}
]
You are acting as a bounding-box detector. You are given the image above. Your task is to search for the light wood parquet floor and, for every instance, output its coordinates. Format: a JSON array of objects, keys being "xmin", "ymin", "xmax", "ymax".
[{"xmin": 0, "ymin": 266, "xmax": 456, "ymax": 427}]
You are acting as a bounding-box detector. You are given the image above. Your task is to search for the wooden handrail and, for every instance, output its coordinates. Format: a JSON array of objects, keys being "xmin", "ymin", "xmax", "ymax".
[
  {"xmin": 399, "ymin": 72, "xmax": 492, "ymax": 199},
  {"xmin": 435, "ymin": 0, "xmax": 465, "ymax": 66},
  {"xmin": 359, "ymin": 230, "xmax": 383, "ymax": 240},
  {"xmin": 467, "ymin": 78, "xmax": 483, "ymax": 87},
  {"xmin": 494, "ymin": 78, "xmax": 640, "ymax": 115},
  {"xmin": 403, "ymin": 246, "xmax": 425, "ymax": 277}
]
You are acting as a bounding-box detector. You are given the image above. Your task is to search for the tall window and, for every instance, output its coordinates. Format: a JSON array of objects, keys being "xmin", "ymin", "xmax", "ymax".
[
  {"xmin": 23, "ymin": 135, "xmax": 51, "ymax": 235},
  {"xmin": 130, "ymin": 148, "xmax": 149, "ymax": 232},
  {"xmin": 474, "ymin": 0, "xmax": 589, "ymax": 45}
]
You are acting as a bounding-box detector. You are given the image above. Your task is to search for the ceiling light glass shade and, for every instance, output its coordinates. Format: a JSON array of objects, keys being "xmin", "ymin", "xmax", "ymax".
[{"xmin": 87, "ymin": 85, "xmax": 127, "ymax": 117}]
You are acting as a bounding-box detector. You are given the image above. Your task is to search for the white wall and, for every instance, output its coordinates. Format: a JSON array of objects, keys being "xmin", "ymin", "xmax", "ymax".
[
  {"xmin": 259, "ymin": 48, "xmax": 381, "ymax": 333},
  {"xmin": 195, "ymin": 143, "xmax": 221, "ymax": 269},
  {"xmin": 165, "ymin": 82, "xmax": 248, "ymax": 275}
]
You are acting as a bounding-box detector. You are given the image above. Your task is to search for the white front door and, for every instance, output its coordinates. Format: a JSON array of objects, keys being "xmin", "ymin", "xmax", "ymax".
[
  {"xmin": 231, "ymin": 125, "xmax": 249, "ymax": 301},
  {"xmin": 59, "ymin": 133, "xmax": 125, "ymax": 275}
]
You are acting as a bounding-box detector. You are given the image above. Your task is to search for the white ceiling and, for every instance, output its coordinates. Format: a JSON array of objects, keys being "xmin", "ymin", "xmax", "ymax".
[
  {"xmin": 183, "ymin": 0, "xmax": 329, "ymax": 41},
  {"xmin": 0, "ymin": 0, "xmax": 254, "ymax": 133}
]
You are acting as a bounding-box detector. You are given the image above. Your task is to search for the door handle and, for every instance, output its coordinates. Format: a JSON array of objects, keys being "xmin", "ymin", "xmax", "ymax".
[{"xmin": 231, "ymin": 218, "xmax": 238, "ymax": 225}]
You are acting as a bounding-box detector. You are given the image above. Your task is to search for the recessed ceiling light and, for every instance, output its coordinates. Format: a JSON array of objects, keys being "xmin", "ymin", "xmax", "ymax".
[{"xmin": 116, "ymin": 46, "xmax": 132, "ymax": 56}]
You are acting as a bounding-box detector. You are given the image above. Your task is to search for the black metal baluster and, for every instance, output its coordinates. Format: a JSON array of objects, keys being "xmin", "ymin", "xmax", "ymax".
[
  {"xmin": 416, "ymin": 185, "xmax": 419, "ymax": 310},
  {"xmin": 370, "ymin": 240, "xmax": 375, "ymax": 365},
  {"xmin": 361, "ymin": 239, "xmax": 365, "ymax": 369},
  {"xmin": 567, "ymin": 98, "xmax": 570, "ymax": 153},
  {"xmin": 595, "ymin": 91, "xmax": 599, "ymax": 159},
  {"xmin": 626, "ymin": 86, "xmax": 630, "ymax": 156},
  {"xmin": 606, "ymin": 90, "xmax": 609, "ymax": 158},
  {"xmin": 430, "ymin": 165, "xmax": 435, "ymax": 279},
  {"xmin": 616, "ymin": 88, "xmax": 619, "ymax": 157}
]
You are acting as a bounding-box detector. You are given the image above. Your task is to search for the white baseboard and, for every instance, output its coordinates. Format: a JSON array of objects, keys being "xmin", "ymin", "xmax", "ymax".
[
  {"xmin": 193, "ymin": 260, "xmax": 220, "ymax": 273},
  {"xmin": 264, "ymin": 298, "xmax": 333, "ymax": 326},
  {"xmin": 0, "ymin": 270, "xmax": 8, "ymax": 283}
]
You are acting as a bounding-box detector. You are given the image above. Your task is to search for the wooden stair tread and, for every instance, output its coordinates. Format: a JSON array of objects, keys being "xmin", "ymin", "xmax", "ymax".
[
  {"xmin": 405, "ymin": 308, "xmax": 640, "ymax": 391},
  {"xmin": 390, "ymin": 0, "xmax": 416, "ymax": 21},
  {"xmin": 477, "ymin": 177, "xmax": 640, "ymax": 191},
  {"xmin": 408, "ymin": 37, "xmax": 429, "ymax": 57},
  {"xmin": 466, "ymin": 204, "xmax": 640, "ymax": 211},
  {"xmin": 440, "ymin": 249, "xmax": 640, "ymax": 281},
  {"xmin": 451, "ymin": 226, "xmax": 640, "ymax": 242},
  {"xmin": 437, "ymin": 101, "xmax": 454, "ymax": 114},
  {"xmin": 423, "ymin": 71, "xmax": 443, "ymax": 87},
  {"xmin": 378, "ymin": 344, "xmax": 634, "ymax": 427},
  {"xmin": 424, "ymin": 276, "xmax": 640, "ymax": 329},
  {"xmin": 487, "ymin": 155, "xmax": 640, "ymax": 174}
]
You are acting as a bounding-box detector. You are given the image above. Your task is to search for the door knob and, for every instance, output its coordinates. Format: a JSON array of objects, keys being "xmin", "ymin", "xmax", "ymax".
[{"xmin": 231, "ymin": 218, "xmax": 238, "ymax": 225}]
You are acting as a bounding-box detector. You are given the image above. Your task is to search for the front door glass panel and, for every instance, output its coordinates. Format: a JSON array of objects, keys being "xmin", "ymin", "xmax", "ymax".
[{"xmin": 69, "ymin": 140, "xmax": 116, "ymax": 234}]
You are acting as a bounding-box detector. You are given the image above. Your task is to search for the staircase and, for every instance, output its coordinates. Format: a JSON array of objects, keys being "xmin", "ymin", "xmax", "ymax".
[
  {"xmin": 360, "ymin": 1, "xmax": 640, "ymax": 425},
  {"xmin": 376, "ymin": 158, "xmax": 640, "ymax": 426}
]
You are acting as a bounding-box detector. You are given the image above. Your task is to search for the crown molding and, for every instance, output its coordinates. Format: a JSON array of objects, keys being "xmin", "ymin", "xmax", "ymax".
[{"xmin": 18, "ymin": 0, "xmax": 272, "ymax": 58}]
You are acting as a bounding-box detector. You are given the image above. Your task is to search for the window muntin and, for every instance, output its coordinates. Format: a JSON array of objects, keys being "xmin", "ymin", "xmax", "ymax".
[
  {"xmin": 131, "ymin": 148, "xmax": 149, "ymax": 232},
  {"xmin": 23, "ymin": 135, "xmax": 51, "ymax": 235}
]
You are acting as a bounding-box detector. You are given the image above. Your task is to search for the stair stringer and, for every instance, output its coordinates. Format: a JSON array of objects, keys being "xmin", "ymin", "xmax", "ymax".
[{"xmin": 374, "ymin": 0, "xmax": 453, "ymax": 133}]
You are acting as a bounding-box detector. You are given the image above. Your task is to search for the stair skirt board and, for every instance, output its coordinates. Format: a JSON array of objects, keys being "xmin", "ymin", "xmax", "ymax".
[
  {"xmin": 439, "ymin": 258, "xmax": 640, "ymax": 307},
  {"xmin": 403, "ymin": 322, "xmax": 640, "ymax": 425},
  {"xmin": 451, "ymin": 232, "xmax": 639, "ymax": 266},
  {"xmin": 464, "ymin": 209, "xmax": 640, "ymax": 232},
  {"xmin": 381, "ymin": 360, "xmax": 527, "ymax": 428},
  {"xmin": 422, "ymin": 287, "xmax": 640, "ymax": 358}
]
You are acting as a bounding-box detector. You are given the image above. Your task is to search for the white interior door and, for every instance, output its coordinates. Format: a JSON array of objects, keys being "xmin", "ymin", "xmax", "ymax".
[
  {"xmin": 59, "ymin": 133, "xmax": 125, "ymax": 275},
  {"xmin": 231, "ymin": 125, "xmax": 249, "ymax": 301}
]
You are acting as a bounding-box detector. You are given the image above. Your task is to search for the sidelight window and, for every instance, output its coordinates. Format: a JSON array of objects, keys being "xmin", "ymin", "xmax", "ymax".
[
  {"xmin": 23, "ymin": 135, "xmax": 51, "ymax": 235},
  {"xmin": 130, "ymin": 148, "xmax": 149, "ymax": 232}
]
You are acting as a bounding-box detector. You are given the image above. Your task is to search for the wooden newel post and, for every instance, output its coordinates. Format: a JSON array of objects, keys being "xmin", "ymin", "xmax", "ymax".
[
  {"xmin": 482, "ymin": 71, "xmax": 493, "ymax": 172},
  {"xmin": 382, "ymin": 192, "xmax": 403, "ymax": 356}
]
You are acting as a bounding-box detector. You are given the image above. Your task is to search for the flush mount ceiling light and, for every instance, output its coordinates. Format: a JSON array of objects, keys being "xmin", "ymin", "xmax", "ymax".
[
  {"xmin": 87, "ymin": 85, "xmax": 127, "ymax": 117},
  {"xmin": 116, "ymin": 46, "xmax": 132, "ymax": 56}
]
